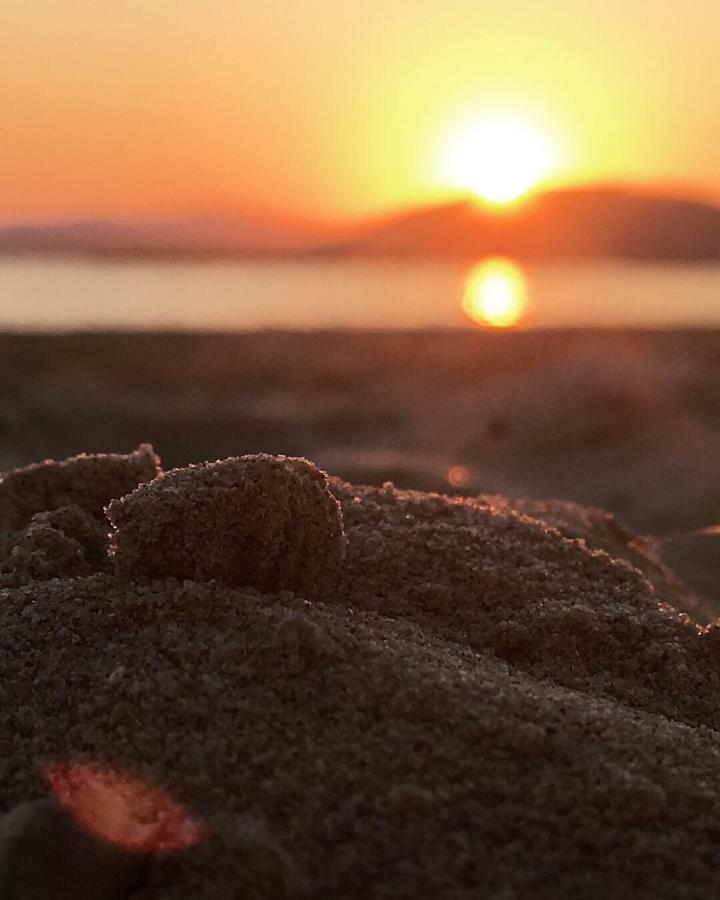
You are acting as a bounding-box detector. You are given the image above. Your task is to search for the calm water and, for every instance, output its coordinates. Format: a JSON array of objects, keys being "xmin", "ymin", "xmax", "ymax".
[{"xmin": 0, "ymin": 257, "xmax": 718, "ymax": 331}]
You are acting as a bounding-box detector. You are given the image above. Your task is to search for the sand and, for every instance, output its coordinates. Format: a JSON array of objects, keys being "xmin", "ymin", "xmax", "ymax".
[
  {"xmin": 2, "ymin": 448, "xmax": 720, "ymax": 897},
  {"xmin": 2, "ymin": 329, "xmax": 719, "ymax": 615},
  {"xmin": 107, "ymin": 455, "xmax": 345, "ymax": 599}
]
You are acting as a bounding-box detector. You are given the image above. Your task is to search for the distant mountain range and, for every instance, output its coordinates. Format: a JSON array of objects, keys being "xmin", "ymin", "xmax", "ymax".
[
  {"xmin": 0, "ymin": 216, "xmax": 331, "ymax": 258},
  {"xmin": 1, "ymin": 187, "xmax": 719, "ymax": 262},
  {"xmin": 339, "ymin": 188, "xmax": 720, "ymax": 262}
]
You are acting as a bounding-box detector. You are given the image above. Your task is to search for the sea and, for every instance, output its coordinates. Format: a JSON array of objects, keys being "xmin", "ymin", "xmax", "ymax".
[{"xmin": 0, "ymin": 256, "xmax": 718, "ymax": 331}]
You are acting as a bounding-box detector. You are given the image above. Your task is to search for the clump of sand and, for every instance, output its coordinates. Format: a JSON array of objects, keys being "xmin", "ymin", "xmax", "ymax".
[
  {"xmin": 2, "ymin": 449, "xmax": 720, "ymax": 898},
  {"xmin": 0, "ymin": 447, "xmax": 160, "ymax": 588},
  {"xmin": 107, "ymin": 455, "xmax": 345, "ymax": 599},
  {"xmin": 0, "ymin": 445, "xmax": 159, "ymax": 530}
]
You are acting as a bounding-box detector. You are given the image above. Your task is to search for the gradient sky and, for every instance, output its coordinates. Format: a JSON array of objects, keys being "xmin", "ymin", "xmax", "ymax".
[{"xmin": 1, "ymin": 0, "xmax": 718, "ymax": 224}]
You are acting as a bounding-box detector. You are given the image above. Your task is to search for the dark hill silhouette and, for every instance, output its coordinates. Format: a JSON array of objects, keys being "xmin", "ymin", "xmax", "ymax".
[
  {"xmin": 341, "ymin": 187, "xmax": 720, "ymax": 261},
  {"xmin": 0, "ymin": 216, "xmax": 332, "ymax": 259},
  {"xmin": 0, "ymin": 187, "xmax": 718, "ymax": 261}
]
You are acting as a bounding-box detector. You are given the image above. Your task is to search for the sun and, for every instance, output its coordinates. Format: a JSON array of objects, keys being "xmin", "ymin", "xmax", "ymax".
[{"xmin": 440, "ymin": 114, "xmax": 556, "ymax": 205}]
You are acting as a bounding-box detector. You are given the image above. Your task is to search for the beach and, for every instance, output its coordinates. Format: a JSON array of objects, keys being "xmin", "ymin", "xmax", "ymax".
[
  {"xmin": 1, "ymin": 328, "xmax": 718, "ymax": 610},
  {"xmin": 2, "ymin": 443, "xmax": 720, "ymax": 897},
  {"xmin": 5, "ymin": 0, "xmax": 720, "ymax": 892}
]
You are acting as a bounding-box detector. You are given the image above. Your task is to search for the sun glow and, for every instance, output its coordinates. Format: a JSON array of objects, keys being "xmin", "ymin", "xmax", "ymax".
[
  {"xmin": 440, "ymin": 115, "xmax": 557, "ymax": 205},
  {"xmin": 461, "ymin": 258, "xmax": 531, "ymax": 329}
]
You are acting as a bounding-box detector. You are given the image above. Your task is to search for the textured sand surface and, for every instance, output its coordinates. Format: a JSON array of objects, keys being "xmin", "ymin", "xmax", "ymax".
[
  {"xmin": 107, "ymin": 455, "xmax": 345, "ymax": 599},
  {"xmin": 3, "ymin": 329, "xmax": 719, "ymax": 614},
  {"xmin": 2, "ymin": 451, "xmax": 720, "ymax": 898}
]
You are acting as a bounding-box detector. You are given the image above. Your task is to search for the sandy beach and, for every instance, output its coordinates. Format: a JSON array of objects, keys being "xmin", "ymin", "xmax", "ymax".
[
  {"xmin": 5, "ymin": 0, "xmax": 720, "ymax": 893},
  {"xmin": 1, "ymin": 329, "xmax": 718, "ymax": 614},
  {"xmin": 2, "ymin": 445, "xmax": 720, "ymax": 897}
]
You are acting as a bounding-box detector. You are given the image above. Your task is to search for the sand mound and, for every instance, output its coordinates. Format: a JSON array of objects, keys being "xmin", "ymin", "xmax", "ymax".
[
  {"xmin": 0, "ymin": 445, "xmax": 159, "ymax": 531},
  {"xmin": 107, "ymin": 455, "xmax": 345, "ymax": 599},
  {"xmin": 330, "ymin": 480, "xmax": 720, "ymax": 729},
  {"xmin": 2, "ymin": 451, "xmax": 720, "ymax": 898},
  {"xmin": 0, "ymin": 505, "xmax": 109, "ymax": 587},
  {"xmin": 488, "ymin": 494, "xmax": 710, "ymax": 620}
]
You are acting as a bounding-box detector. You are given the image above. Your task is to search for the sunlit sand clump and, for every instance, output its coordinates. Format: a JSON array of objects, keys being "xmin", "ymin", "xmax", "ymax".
[
  {"xmin": 0, "ymin": 446, "xmax": 160, "ymax": 586},
  {"xmin": 0, "ymin": 444, "xmax": 160, "ymax": 531},
  {"xmin": 107, "ymin": 454, "xmax": 345, "ymax": 599}
]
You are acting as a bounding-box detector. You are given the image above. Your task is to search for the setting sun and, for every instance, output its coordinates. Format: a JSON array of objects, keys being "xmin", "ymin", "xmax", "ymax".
[
  {"xmin": 440, "ymin": 116, "xmax": 557, "ymax": 205},
  {"xmin": 461, "ymin": 258, "xmax": 531, "ymax": 328}
]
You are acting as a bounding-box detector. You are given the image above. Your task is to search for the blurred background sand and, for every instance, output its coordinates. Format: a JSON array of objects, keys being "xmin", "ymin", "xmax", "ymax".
[{"xmin": 3, "ymin": 327, "xmax": 718, "ymax": 610}]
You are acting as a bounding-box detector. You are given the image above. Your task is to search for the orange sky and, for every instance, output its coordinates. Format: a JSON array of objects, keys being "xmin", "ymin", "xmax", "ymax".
[{"xmin": 1, "ymin": 0, "xmax": 718, "ymax": 224}]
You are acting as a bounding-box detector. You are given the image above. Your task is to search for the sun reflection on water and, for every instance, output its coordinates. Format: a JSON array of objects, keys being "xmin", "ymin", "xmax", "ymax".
[{"xmin": 461, "ymin": 258, "xmax": 531, "ymax": 329}]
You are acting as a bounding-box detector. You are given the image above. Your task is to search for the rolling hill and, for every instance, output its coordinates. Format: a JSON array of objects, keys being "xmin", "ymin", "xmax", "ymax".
[
  {"xmin": 1, "ymin": 187, "xmax": 718, "ymax": 262},
  {"xmin": 340, "ymin": 187, "xmax": 720, "ymax": 261}
]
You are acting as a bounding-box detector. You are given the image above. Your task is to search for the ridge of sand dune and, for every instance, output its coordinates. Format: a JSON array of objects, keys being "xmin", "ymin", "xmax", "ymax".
[
  {"xmin": 487, "ymin": 494, "xmax": 713, "ymax": 622},
  {"xmin": 330, "ymin": 479, "xmax": 720, "ymax": 730},
  {"xmin": 2, "ymin": 452, "xmax": 720, "ymax": 898}
]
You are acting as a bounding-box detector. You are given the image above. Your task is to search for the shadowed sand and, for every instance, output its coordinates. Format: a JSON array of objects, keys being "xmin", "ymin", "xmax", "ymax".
[{"xmin": 2, "ymin": 448, "xmax": 720, "ymax": 897}]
